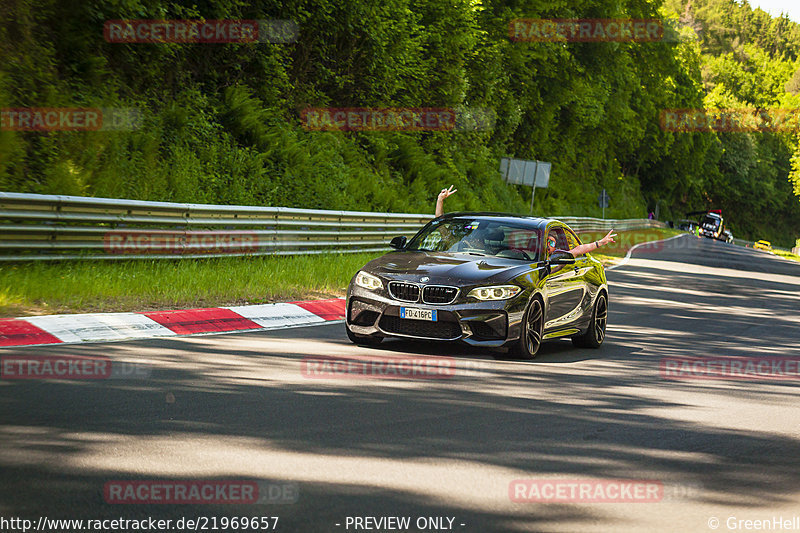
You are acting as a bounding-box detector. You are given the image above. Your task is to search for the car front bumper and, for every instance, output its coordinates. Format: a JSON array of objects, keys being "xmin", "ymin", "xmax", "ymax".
[{"xmin": 346, "ymin": 284, "xmax": 529, "ymax": 348}]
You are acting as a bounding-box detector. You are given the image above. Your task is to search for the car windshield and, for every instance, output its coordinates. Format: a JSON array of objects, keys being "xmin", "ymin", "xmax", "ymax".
[
  {"xmin": 406, "ymin": 218, "xmax": 542, "ymax": 261},
  {"xmin": 701, "ymin": 215, "xmax": 721, "ymax": 230}
]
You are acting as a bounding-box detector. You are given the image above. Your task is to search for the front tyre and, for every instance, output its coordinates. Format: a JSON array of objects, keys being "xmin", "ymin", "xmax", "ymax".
[
  {"xmin": 572, "ymin": 292, "xmax": 607, "ymax": 348},
  {"xmin": 511, "ymin": 297, "xmax": 544, "ymax": 359},
  {"xmin": 346, "ymin": 326, "xmax": 383, "ymax": 346}
]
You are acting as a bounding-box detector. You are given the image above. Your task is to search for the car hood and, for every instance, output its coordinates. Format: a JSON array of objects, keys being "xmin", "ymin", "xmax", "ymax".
[{"xmin": 363, "ymin": 251, "xmax": 540, "ymax": 285}]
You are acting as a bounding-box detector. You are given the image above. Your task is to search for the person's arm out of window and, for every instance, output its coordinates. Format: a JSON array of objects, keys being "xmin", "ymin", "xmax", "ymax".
[
  {"xmin": 569, "ymin": 229, "xmax": 616, "ymax": 257},
  {"xmin": 435, "ymin": 185, "xmax": 457, "ymax": 217}
]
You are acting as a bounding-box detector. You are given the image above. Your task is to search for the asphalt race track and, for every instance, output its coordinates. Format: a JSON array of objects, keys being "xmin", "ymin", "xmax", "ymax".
[{"xmin": 2, "ymin": 234, "xmax": 800, "ymax": 532}]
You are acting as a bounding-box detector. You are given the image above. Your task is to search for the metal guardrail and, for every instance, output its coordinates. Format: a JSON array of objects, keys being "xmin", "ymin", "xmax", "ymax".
[
  {"xmin": 0, "ymin": 192, "xmax": 666, "ymax": 261},
  {"xmin": 557, "ymin": 217, "xmax": 665, "ymax": 233}
]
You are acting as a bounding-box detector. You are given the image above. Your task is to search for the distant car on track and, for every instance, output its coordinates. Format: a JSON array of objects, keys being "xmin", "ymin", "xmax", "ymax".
[
  {"xmin": 721, "ymin": 229, "xmax": 733, "ymax": 243},
  {"xmin": 676, "ymin": 219, "xmax": 698, "ymax": 232},
  {"xmin": 699, "ymin": 211, "xmax": 725, "ymax": 240},
  {"xmin": 345, "ymin": 213, "xmax": 609, "ymax": 358},
  {"xmin": 753, "ymin": 240, "xmax": 773, "ymax": 252}
]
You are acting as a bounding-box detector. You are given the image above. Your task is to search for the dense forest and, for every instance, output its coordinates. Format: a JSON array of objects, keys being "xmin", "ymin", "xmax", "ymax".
[{"xmin": 1, "ymin": 0, "xmax": 799, "ymax": 245}]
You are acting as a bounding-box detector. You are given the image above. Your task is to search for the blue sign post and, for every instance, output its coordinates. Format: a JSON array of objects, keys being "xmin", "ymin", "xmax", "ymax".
[{"xmin": 598, "ymin": 189, "xmax": 610, "ymax": 219}]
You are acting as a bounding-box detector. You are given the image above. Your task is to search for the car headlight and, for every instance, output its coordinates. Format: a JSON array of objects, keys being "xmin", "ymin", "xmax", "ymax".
[
  {"xmin": 355, "ymin": 271, "xmax": 383, "ymax": 291},
  {"xmin": 468, "ymin": 285, "xmax": 521, "ymax": 301}
]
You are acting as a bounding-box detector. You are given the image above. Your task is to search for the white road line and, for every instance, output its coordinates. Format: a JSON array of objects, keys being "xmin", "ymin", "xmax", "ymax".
[{"xmin": 606, "ymin": 234, "xmax": 688, "ymax": 271}]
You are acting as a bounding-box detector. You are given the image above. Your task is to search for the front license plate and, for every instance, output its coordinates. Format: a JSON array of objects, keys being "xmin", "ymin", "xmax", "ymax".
[{"xmin": 400, "ymin": 307, "xmax": 437, "ymax": 321}]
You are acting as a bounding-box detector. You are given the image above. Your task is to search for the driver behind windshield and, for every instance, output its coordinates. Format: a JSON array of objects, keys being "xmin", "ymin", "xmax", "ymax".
[{"xmin": 455, "ymin": 225, "xmax": 501, "ymax": 253}]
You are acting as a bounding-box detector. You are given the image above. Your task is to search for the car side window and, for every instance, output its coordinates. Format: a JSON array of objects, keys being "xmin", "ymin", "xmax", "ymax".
[
  {"xmin": 546, "ymin": 227, "xmax": 570, "ymax": 256},
  {"xmin": 564, "ymin": 228, "xmax": 581, "ymax": 250}
]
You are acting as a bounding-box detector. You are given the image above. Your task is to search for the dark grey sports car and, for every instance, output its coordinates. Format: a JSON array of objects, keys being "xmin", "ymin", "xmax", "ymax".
[{"xmin": 345, "ymin": 213, "xmax": 608, "ymax": 358}]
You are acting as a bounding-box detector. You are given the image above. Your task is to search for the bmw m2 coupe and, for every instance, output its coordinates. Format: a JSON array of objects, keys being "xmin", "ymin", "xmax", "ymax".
[{"xmin": 345, "ymin": 213, "xmax": 608, "ymax": 358}]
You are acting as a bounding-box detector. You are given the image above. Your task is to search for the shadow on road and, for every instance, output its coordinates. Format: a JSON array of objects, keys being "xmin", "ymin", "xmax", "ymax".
[{"xmin": 2, "ymin": 235, "xmax": 800, "ymax": 531}]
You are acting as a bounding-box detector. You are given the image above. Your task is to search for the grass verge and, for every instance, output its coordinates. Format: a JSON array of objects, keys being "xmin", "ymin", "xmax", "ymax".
[
  {"xmin": 0, "ymin": 253, "xmax": 384, "ymax": 318},
  {"xmin": 578, "ymin": 227, "xmax": 685, "ymax": 267},
  {"xmin": 774, "ymin": 249, "xmax": 800, "ymax": 263}
]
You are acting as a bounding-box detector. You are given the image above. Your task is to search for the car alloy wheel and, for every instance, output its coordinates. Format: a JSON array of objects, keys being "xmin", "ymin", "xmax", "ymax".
[
  {"xmin": 512, "ymin": 297, "xmax": 544, "ymax": 359},
  {"xmin": 572, "ymin": 292, "xmax": 607, "ymax": 348}
]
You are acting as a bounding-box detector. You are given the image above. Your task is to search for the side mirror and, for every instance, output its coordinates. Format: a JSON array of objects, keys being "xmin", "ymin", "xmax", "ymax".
[
  {"xmin": 389, "ymin": 236, "xmax": 407, "ymax": 249},
  {"xmin": 549, "ymin": 250, "xmax": 575, "ymax": 265}
]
